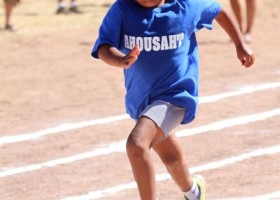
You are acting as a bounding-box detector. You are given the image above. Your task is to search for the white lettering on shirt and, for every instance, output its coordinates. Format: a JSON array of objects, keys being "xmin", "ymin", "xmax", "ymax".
[{"xmin": 124, "ymin": 33, "xmax": 184, "ymax": 51}]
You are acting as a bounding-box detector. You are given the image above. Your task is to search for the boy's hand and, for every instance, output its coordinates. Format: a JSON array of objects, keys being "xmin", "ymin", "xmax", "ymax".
[
  {"xmin": 122, "ymin": 45, "xmax": 140, "ymax": 69},
  {"xmin": 98, "ymin": 44, "xmax": 140, "ymax": 69},
  {"xmin": 236, "ymin": 43, "xmax": 255, "ymax": 68}
]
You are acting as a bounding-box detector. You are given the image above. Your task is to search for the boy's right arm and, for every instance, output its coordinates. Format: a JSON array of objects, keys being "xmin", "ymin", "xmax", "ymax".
[{"xmin": 98, "ymin": 44, "xmax": 140, "ymax": 69}]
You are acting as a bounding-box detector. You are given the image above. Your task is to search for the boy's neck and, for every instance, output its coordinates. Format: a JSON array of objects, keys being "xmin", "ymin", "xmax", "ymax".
[{"xmin": 135, "ymin": 0, "xmax": 168, "ymax": 8}]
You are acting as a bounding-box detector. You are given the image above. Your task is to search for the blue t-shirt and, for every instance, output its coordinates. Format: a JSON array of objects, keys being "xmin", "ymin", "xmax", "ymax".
[{"xmin": 92, "ymin": 0, "xmax": 221, "ymax": 124}]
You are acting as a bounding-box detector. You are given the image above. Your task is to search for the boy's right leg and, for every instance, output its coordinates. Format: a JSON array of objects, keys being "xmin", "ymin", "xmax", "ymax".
[{"xmin": 126, "ymin": 116, "xmax": 164, "ymax": 200}]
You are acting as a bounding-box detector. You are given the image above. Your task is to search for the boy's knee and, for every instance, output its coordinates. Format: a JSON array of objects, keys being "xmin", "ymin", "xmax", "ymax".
[
  {"xmin": 161, "ymin": 154, "xmax": 182, "ymax": 167},
  {"xmin": 126, "ymin": 132, "xmax": 147, "ymax": 157}
]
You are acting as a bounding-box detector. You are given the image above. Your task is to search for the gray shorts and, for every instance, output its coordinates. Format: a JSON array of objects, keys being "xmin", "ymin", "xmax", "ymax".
[{"xmin": 140, "ymin": 100, "xmax": 186, "ymax": 139}]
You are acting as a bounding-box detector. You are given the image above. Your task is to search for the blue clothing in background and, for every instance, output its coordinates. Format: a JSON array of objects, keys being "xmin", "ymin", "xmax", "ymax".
[{"xmin": 92, "ymin": 0, "xmax": 221, "ymax": 124}]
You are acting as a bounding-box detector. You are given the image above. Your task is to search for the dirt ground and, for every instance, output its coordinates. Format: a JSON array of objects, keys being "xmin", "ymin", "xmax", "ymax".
[{"xmin": 0, "ymin": 0, "xmax": 280, "ymax": 200}]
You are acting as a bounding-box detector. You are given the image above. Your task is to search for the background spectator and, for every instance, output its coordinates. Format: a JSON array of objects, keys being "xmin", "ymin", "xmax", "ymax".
[
  {"xmin": 230, "ymin": 0, "xmax": 257, "ymax": 43},
  {"xmin": 3, "ymin": 0, "xmax": 19, "ymax": 31},
  {"xmin": 56, "ymin": 0, "xmax": 81, "ymax": 14}
]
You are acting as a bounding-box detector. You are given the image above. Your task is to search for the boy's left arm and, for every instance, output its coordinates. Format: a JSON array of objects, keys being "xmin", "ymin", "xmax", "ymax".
[{"xmin": 215, "ymin": 8, "xmax": 255, "ymax": 68}]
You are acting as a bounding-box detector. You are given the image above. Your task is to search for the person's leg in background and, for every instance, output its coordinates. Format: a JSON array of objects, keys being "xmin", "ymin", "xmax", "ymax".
[
  {"xmin": 56, "ymin": 0, "xmax": 66, "ymax": 14},
  {"xmin": 229, "ymin": 0, "xmax": 243, "ymax": 32},
  {"xmin": 69, "ymin": 0, "xmax": 82, "ymax": 13},
  {"xmin": 3, "ymin": 0, "xmax": 19, "ymax": 31},
  {"xmin": 230, "ymin": 0, "xmax": 257, "ymax": 43},
  {"xmin": 244, "ymin": 0, "xmax": 257, "ymax": 42},
  {"xmin": 56, "ymin": 0, "xmax": 82, "ymax": 14}
]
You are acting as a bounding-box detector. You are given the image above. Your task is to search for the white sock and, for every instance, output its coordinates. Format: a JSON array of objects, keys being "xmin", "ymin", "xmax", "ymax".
[
  {"xmin": 183, "ymin": 182, "xmax": 200, "ymax": 200},
  {"xmin": 70, "ymin": 1, "xmax": 77, "ymax": 8},
  {"xmin": 58, "ymin": 2, "xmax": 64, "ymax": 8}
]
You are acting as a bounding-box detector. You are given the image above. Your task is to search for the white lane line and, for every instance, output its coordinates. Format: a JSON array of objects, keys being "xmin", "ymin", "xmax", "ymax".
[
  {"xmin": 217, "ymin": 191, "xmax": 280, "ymax": 200},
  {"xmin": 0, "ymin": 114, "xmax": 129, "ymax": 145},
  {"xmin": 0, "ymin": 108, "xmax": 279, "ymax": 178},
  {"xmin": 60, "ymin": 145, "xmax": 280, "ymax": 200},
  {"xmin": 1, "ymin": 82, "xmax": 279, "ymax": 145},
  {"xmin": 176, "ymin": 107, "xmax": 280, "ymax": 137},
  {"xmin": 0, "ymin": 141, "xmax": 126, "ymax": 177},
  {"xmin": 199, "ymin": 82, "xmax": 280, "ymax": 103}
]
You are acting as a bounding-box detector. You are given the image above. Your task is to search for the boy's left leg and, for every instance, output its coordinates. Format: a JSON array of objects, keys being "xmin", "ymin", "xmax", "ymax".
[
  {"xmin": 153, "ymin": 132, "xmax": 193, "ymax": 192},
  {"xmin": 153, "ymin": 132, "xmax": 205, "ymax": 200}
]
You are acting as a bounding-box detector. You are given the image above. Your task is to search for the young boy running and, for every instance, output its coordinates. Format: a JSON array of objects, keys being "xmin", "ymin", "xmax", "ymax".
[{"xmin": 91, "ymin": 0, "xmax": 255, "ymax": 199}]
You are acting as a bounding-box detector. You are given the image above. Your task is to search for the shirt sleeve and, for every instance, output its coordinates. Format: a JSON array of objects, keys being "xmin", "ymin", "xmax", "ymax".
[
  {"xmin": 91, "ymin": 1, "xmax": 123, "ymax": 58},
  {"xmin": 194, "ymin": 0, "xmax": 222, "ymax": 31}
]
